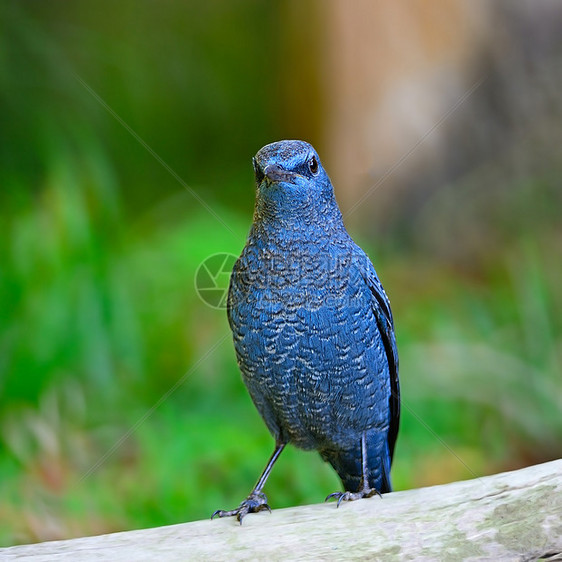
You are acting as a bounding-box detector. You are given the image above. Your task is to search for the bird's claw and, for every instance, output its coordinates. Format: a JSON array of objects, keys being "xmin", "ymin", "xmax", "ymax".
[
  {"xmin": 211, "ymin": 492, "xmax": 271, "ymax": 524},
  {"xmin": 325, "ymin": 487, "xmax": 382, "ymax": 508}
]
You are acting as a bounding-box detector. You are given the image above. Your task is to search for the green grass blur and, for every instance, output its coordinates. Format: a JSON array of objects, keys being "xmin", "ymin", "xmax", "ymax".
[{"xmin": 1, "ymin": 2, "xmax": 561, "ymax": 546}]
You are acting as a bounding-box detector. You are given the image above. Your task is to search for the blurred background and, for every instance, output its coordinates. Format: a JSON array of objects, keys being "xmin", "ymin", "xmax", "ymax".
[{"xmin": 1, "ymin": 0, "xmax": 561, "ymax": 546}]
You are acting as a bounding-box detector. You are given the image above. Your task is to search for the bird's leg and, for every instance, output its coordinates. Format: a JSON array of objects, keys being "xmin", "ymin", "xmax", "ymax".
[
  {"xmin": 212, "ymin": 442, "xmax": 285, "ymax": 524},
  {"xmin": 325, "ymin": 433, "xmax": 382, "ymax": 507}
]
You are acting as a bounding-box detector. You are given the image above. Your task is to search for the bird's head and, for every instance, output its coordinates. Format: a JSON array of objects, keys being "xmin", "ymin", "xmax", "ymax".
[{"xmin": 252, "ymin": 140, "xmax": 340, "ymax": 224}]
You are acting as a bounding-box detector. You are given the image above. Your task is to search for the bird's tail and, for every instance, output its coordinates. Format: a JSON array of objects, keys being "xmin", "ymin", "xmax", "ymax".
[{"xmin": 321, "ymin": 433, "xmax": 392, "ymax": 493}]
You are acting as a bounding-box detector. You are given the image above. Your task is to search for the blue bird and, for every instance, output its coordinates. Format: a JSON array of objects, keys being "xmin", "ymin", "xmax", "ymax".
[{"xmin": 212, "ymin": 140, "xmax": 399, "ymax": 523}]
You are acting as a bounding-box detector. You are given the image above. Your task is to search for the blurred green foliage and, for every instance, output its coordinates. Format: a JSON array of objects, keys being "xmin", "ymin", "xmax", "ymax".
[{"xmin": 1, "ymin": 1, "xmax": 561, "ymax": 547}]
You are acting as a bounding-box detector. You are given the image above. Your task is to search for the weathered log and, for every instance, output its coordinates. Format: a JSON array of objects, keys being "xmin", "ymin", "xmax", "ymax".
[{"xmin": 2, "ymin": 459, "xmax": 561, "ymax": 561}]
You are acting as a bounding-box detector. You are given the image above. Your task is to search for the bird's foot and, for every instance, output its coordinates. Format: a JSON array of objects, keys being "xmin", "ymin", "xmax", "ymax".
[
  {"xmin": 325, "ymin": 485, "xmax": 382, "ymax": 508},
  {"xmin": 211, "ymin": 492, "xmax": 271, "ymax": 524}
]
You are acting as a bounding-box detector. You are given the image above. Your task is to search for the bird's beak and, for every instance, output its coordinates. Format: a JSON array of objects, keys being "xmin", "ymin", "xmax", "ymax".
[{"xmin": 264, "ymin": 163, "xmax": 297, "ymax": 183}]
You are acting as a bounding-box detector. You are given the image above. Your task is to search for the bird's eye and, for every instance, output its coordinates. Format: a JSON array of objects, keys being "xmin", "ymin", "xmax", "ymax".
[
  {"xmin": 253, "ymin": 157, "xmax": 265, "ymax": 183},
  {"xmin": 308, "ymin": 156, "xmax": 319, "ymax": 175}
]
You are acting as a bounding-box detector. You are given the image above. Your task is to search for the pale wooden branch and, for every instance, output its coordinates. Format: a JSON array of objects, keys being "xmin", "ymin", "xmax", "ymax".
[{"xmin": 2, "ymin": 459, "xmax": 561, "ymax": 561}]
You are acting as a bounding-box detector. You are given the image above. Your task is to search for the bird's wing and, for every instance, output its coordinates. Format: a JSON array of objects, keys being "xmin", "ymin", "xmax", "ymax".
[{"xmin": 362, "ymin": 261, "xmax": 400, "ymax": 464}]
